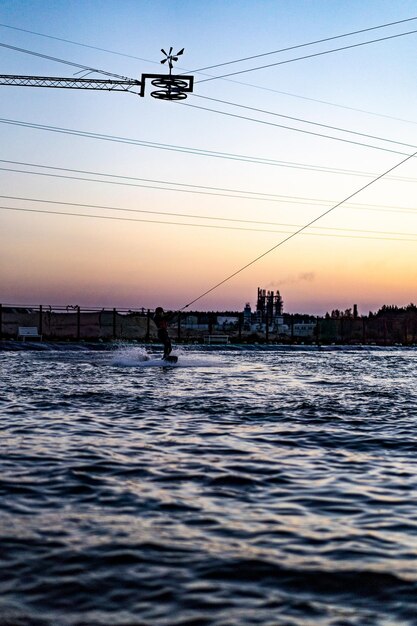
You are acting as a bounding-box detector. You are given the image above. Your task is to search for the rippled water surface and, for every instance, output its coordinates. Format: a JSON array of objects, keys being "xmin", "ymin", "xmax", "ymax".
[{"xmin": 1, "ymin": 345, "xmax": 417, "ymax": 625}]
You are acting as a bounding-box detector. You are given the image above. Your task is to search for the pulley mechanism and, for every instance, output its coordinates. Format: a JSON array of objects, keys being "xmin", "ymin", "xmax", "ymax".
[{"xmin": 140, "ymin": 47, "xmax": 194, "ymax": 100}]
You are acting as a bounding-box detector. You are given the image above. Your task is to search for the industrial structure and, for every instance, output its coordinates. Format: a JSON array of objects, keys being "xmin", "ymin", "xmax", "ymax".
[
  {"xmin": 242, "ymin": 287, "xmax": 318, "ymax": 337},
  {"xmin": 244, "ymin": 288, "xmax": 285, "ymax": 333}
]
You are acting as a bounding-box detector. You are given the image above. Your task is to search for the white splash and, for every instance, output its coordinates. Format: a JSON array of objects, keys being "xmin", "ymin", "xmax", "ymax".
[{"xmin": 111, "ymin": 345, "xmax": 222, "ymax": 368}]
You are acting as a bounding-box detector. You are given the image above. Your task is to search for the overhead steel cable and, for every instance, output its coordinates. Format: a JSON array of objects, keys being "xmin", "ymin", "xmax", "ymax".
[
  {"xmin": 3, "ymin": 194, "xmax": 417, "ymax": 233},
  {"xmin": 1, "ymin": 151, "xmax": 416, "ymax": 184},
  {"xmin": 2, "ymin": 159, "xmax": 351, "ymax": 203},
  {"xmin": 197, "ymin": 28, "xmax": 417, "ymax": 83},
  {"xmin": 218, "ymin": 80, "xmax": 417, "ymax": 127},
  {"xmin": 192, "ymin": 94, "xmax": 417, "ymax": 151},
  {"xmin": 0, "ymin": 165, "xmax": 300, "ymax": 204},
  {"xmin": 2, "ymin": 22, "xmax": 417, "ymax": 127},
  {"xmin": 2, "ymin": 205, "xmax": 416, "ymax": 242},
  {"xmin": 0, "ymin": 159, "xmax": 296, "ymax": 199},
  {"xmin": 0, "ymin": 116, "xmax": 411, "ymax": 159},
  {"xmin": 180, "ymin": 102, "xmax": 409, "ymax": 156},
  {"xmin": 3, "ymin": 15, "xmax": 416, "ymax": 73},
  {"xmin": 191, "ymin": 16, "xmax": 417, "ymax": 72},
  {"xmin": 1, "ymin": 164, "xmax": 417, "ymax": 214},
  {"xmin": 180, "ymin": 149, "xmax": 417, "ymax": 310},
  {"xmin": 0, "ymin": 23, "xmax": 158, "ymax": 65},
  {"xmin": 0, "ymin": 41, "xmax": 131, "ymax": 80}
]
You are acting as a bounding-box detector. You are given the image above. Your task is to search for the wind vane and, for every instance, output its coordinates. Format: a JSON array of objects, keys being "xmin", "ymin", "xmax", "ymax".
[{"xmin": 160, "ymin": 47, "xmax": 184, "ymax": 74}]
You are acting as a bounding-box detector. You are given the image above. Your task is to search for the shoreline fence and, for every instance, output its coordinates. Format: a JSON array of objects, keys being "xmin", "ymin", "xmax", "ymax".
[
  {"xmin": 0, "ymin": 304, "xmax": 154, "ymax": 341},
  {"xmin": 1, "ymin": 304, "xmax": 416, "ymax": 345}
]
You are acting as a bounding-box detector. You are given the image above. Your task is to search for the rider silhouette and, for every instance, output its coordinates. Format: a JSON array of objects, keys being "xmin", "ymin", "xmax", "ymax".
[{"xmin": 153, "ymin": 307, "xmax": 173, "ymax": 360}]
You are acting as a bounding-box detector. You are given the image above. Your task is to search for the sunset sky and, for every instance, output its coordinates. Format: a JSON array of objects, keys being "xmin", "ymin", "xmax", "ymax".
[{"xmin": 1, "ymin": 0, "xmax": 416, "ymax": 314}]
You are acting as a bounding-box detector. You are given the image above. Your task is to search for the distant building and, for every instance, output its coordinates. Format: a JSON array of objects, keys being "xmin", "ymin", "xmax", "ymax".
[
  {"xmin": 243, "ymin": 303, "xmax": 252, "ymax": 331},
  {"xmin": 292, "ymin": 323, "xmax": 316, "ymax": 337},
  {"xmin": 243, "ymin": 287, "xmax": 286, "ymax": 333},
  {"xmin": 181, "ymin": 315, "xmax": 209, "ymax": 330},
  {"xmin": 216, "ymin": 316, "xmax": 238, "ymax": 331}
]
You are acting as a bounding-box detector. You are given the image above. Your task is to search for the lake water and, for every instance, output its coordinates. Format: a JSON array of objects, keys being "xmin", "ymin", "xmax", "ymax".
[{"xmin": 1, "ymin": 344, "xmax": 417, "ymax": 625}]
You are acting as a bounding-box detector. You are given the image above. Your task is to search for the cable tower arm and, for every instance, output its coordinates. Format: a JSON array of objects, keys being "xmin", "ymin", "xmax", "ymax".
[
  {"xmin": 0, "ymin": 74, "xmax": 142, "ymax": 92},
  {"xmin": 0, "ymin": 70, "xmax": 193, "ymax": 98}
]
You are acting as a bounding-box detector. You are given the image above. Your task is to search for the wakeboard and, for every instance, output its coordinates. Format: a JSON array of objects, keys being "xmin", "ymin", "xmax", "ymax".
[{"xmin": 163, "ymin": 355, "xmax": 178, "ymax": 363}]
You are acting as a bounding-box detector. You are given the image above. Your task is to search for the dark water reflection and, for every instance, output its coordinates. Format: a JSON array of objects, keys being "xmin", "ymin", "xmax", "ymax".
[{"xmin": 1, "ymin": 345, "xmax": 417, "ymax": 625}]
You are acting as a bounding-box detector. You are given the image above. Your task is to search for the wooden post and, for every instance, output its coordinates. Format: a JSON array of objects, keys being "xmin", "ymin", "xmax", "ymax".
[
  {"xmin": 112, "ymin": 308, "xmax": 117, "ymax": 340},
  {"xmin": 39, "ymin": 305, "xmax": 43, "ymax": 336},
  {"xmin": 76, "ymin": 306, "xmax": 81, "ymax": 341},
  {"xmin": 146, "ymin": 309, "xmax": 151, "ymax": 341},
  {"xmin": 47, "ymin": 306, "xmax": 52, "ymax": 338}
]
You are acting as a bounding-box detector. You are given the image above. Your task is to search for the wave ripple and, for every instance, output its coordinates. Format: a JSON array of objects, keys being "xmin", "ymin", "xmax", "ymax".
[{"xmin": 1, "ymin": 346, "xmax": 417, "ymax": 625}]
